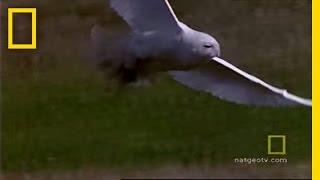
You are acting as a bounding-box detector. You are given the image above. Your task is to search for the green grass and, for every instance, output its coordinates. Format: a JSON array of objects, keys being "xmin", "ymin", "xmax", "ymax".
[{"xmin": 2, "ymin": 61, "xmax": 311, "ymax": 172}]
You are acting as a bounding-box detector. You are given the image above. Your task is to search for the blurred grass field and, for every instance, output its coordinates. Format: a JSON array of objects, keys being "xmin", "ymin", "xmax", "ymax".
[{"xmin": 1, "ymin": 0, "xmax": 311, "ymax": 175}]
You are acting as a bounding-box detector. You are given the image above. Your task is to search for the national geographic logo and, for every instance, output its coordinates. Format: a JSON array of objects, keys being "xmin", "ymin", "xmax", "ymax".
[
  {"xmin": 233, "ymin": 135, "xmax": 288, "ymax": 164},
  {"xmin": 268, "ymin": 135, "xmax": 286, "ymax": 155}
]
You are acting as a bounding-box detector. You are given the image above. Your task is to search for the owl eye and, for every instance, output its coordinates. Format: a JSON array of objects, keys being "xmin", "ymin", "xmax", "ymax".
[{"xmin": 203, "ymin": 44, "xmax": 213, "ymax": 48}]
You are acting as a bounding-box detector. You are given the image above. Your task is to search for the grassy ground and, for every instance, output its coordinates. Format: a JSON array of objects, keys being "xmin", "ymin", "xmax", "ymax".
[
  {"xmin": 2, "ymin": 60, "xmax": 311, "ymax": 172},
  {"xmin": 1, "ymin": 0, "xmax": 311, "ymax": 176},
  {"xmin": 2, "ymin": 164, "xmax": 311, "ymax": 179}
]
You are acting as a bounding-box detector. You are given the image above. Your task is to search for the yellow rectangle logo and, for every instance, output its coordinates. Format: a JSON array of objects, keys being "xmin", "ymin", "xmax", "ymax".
[
  {"xmin": 8, "ymin": 8, "xmax": 37, "ymax": 49},
  {"xmin": 268, "ymin": 135, "xmax": 286, "ymax": 155}
]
